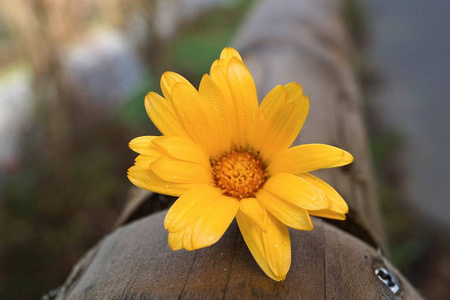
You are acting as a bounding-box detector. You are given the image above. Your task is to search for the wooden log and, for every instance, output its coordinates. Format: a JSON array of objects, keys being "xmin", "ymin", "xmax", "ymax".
[
  {"xmin": 57, "ymin": 0, "xmax": 422, "ymax": 298},
  {"xmin": 58, "ymin": 210, "xmax": 420, "ymax": 299}
]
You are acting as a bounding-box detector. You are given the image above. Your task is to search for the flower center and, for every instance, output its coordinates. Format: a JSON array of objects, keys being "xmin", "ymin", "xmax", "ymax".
[{"xmin": 212, "ymin": 150, "xmax": 267, "ymax": 199}]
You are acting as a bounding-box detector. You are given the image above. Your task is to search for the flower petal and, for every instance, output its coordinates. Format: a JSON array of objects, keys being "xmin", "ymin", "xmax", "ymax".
[
  {"xmin": 198, "ymin": 74, "xmax": 232, "ymax": 156},
  {"xmin": 210, "ymin": 60, "xmax": 232, "ymax": 99},
  {"xmin": 152, "ymin": 136, "xmax": 210, "ymax": 167},
  {"xmin": 171, "ymin": 82, "xmax": 226, "ymax": 156},
  {"xmin": 308, "ymin": 209, "xmax": 346, "ymax": 220},
  {"xmin": 127, "ymin": 165, "xmax": 191, "ymax": 196},
  {"xmin": 129, "ymin": 136, "xmax": 160, "ymax": 156},
  {"xmin": 164, "ymin": 185, "xmax": 222, "ymax": 232},
  {"xmin": 150, "ymin": 155, "xmax": 213, "ymax": 184},
  {"xmin": 168, "ymin": 194, "xmax": 239, "ymax": 251},
  {"xmin": 236, "ymin": 212, "xmax": 279, "ymax": 280},
  {"xmin": 182, "ymin": 222, "xmax": 195, "ymax": 251},
  {"xmin": 236, "ymin": 212, "xmax": 290, "ymax": 281},
  {"xmin": 256, "ymin": 189, "xmax": 313, "ymax": 230},
  {"xmin": 227, "ymin": 57, "xmax": 258, "ymax": 146},
  {"xmin": 267, "ymin": 144, "xmax": 354, "ymax": 175},
  {"xmin": 219, "ymin": 47, "xmax": 243, "ymax": 61},
  {"xmin": 210, "ymin": 62, "xmax": 238, "ymax": 142},
  {"xmin": 263, "ymin": 173, "xmax": 330, "ymax": 211},
  {"xmin": 284, "ymin": 82, "xmax": 303, "ymax": 102},
  {"xmin": 168, "ymin": 229, "xmax": 184, "ymax": 251},
  {"xmin": 262, "ymin": 213, "xmax": 291, "ymax": 281},
  {"xmin": 327, "ymin": 150, "xmax": 354, "ymax": 168},
  {"xmin": 298, "ymin": 173, "xmax": 349, "ymax": 214},
  {"xmin": 251, "ymin": 85, "xmax": 287, "ymax": 152},
  {"xmin": 257, "ymin": 83, "xmax": 309, "ymax": 160},
  {"xmin": 144, "ymin": 92, "xmax": 189, "ymax": 138},
  {"xmin": 239, "ymin": 197, "xmax": 268, "ymax": 231},
  {"xmin": 160, "ymin": 71, "xmax": 191, "ymax": 101},
  {"xmin": 191, "ymin": 194, "xmax": 240, "ymax": 249},
  {"xmin": 134, "ymin": 154, "xmax": 159, "ymax": 168}
]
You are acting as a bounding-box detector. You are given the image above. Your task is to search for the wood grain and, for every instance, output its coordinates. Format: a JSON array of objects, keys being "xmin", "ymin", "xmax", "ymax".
[{"xmin": 59, "ymin": 210, "xmax": 421, "ymax": 299}]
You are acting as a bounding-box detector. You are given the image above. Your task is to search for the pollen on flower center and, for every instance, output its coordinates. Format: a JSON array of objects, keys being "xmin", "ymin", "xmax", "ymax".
[{"xmin": 212, "ymin": 150, "xmax": 267, "ymax": 199}]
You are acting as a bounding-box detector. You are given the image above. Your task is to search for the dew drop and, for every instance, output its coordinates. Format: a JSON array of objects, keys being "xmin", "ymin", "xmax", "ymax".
[{"xmin": 274, "ymin": 244, "xmax": 280, "ymax": 249}]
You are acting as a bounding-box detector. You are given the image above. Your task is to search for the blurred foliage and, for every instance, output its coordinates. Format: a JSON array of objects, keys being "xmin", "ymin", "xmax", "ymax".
[
  {"xmin": 0, "ymin": 104, "xmax": 134, "ymax": 298},
  {"xmin": 119, "ymin": 75, "xmax": 159, "ymax": 128},
  {"xmin": 0, "ymin": 0, "xmax": 253, "ymax": 298},
  {"xmin": 168, "ymin": 0, "xmax": 252, "ymax": 81}
]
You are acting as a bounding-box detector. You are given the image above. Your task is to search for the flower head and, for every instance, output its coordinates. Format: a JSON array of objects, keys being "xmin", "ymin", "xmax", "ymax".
[{"xmin": 128, "ymin": 47, "xmax": 353, "ymax": 281}]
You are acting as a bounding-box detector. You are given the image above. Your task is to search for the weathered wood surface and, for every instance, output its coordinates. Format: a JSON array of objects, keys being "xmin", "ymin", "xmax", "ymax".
[
  {"xmin": 60, "ymin": 210, "xmax": 420, "ymax": 299},
  {"xmin": 57, "ymin": 0, "xmax": 422, "ymax": 298}
]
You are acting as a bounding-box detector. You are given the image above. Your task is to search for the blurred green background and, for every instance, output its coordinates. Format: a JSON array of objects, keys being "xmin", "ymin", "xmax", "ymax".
[{"xmin": 0, "ymin": 0, "xmax": 448, "ymax": 299}]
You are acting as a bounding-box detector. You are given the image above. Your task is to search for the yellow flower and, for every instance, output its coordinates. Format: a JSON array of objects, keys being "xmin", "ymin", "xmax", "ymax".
[{"xmin": 128, "ymin": 47, "xmax": 353, "ymax": 281}]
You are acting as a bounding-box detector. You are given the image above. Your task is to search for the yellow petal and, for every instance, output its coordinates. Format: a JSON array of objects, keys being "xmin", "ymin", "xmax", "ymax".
[
  {"xmin": 169, "ymin": 196, "xmax": 239, "ymax": 251},
  {"xmin": 144, "ymin": 92, "xmax": 189, "ymax": 138},
  {"xmin": 129, "ymin": 136, "xmax": 160, "ymax": 156},
  {"xmin": 284, "ymin": 82, "xmax": 303, "ymax": 101},
  {"xmin": 160, "ymin": 71, "xmax": 191, "ymax": 101},
  {"xmin": 198, "ymin": 74, "xmax": 232, "ymax": 156},
  {"xmin": 263, "ymin": 173, "xmax": 330, "ymax": 211},
  {"xmin": 210, "ymin": 62, "xmax": 238, "ymax": 141},
  {"xmin": 183, "ymin": 222, "xmax": 195, "ymax": 251},
  {"xmin": 227, "ymin": 57, "xmax": 258, "ymax": 146},
  {"xmin": 239, "ymin": 197, "xmax": 268, "ymax": 231},
  {"xmin": 210, "ymin": 60, "xmax": 232, "ymax": 100},
  {"xmin": 152, "ymin": 136, "xmax": 210, "ymax": 167},
  {"xmin": 251, "ymin": 85, "xmax": 287, "ymax": 152},
  {"xmin": 267, "ymin": 144, "xmax": 354, "ymax": 176},
  {"xmin": 298, "ymin": 173, "xmax": 349, "ymax": 214},
  {"xmin": 256, "ymin": 189, "xmax": 313, "ymax": 231},
  {"xmin": 308, "ymin": 209, "xmax": 346, "ymax": 220},
  {"xmin": 220, "ymin": 47, "xmax": 243, "ymax": 61},
  {"xmin": 134, "ymin": 154, "xmax": 159, "ymax": 168},
  {"xmin": 164, "ymin": 185, "xmax": 222, "ymax": 232},
  {"xmin": 327, "ymin": 150, "xmax": 354, "ymax": 168},
  {"xmin": 150, "ymin": 155, "xmax": 213, "ymax": 184},
  {"xmin": 236, "ymin": 212, "xmax": 279, "ymax": 280},
  {"xmin": 191, "ymin": 194, "xmax": 239, "ymax": 249},
  {"xmin": 257, "ymin": 83, "xmax": 309, "ymax": 160},
  {"xmin": 127, "ymin": 165, "xmax": 191, "ymax": 196},
  {"xmin": 262, "ymin": 213, "xmax": 291, "ymax": 281},
  {"xmin": 171, "ymin": 82, "xmax": 226, "ymax": 156},
  {"xmin": 236, "ymin": 212, "xmax": 291, "ymax": 281},
  {"xmin": 168, "ymin": 229, "xmax": 184, "ymax": 251}
]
